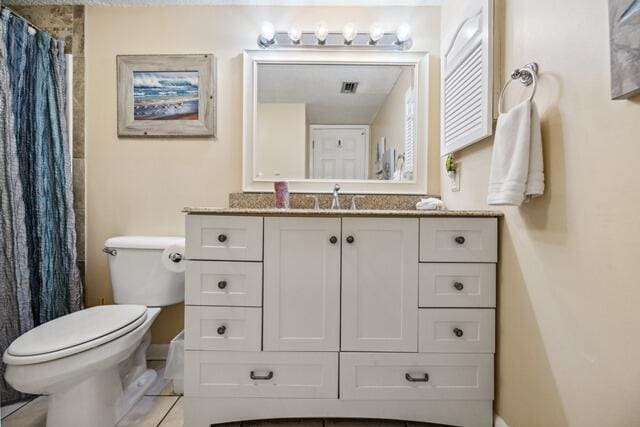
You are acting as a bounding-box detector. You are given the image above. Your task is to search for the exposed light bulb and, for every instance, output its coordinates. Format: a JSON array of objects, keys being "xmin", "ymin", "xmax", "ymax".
[
  {"xmin": 258, "ymin": 21, "xmax": 276, "ymax": 48},
  {"xmin": 369, "ymin": 23, "xmax": 384, "ymax": 43},
  {"xmin": 395, "ymin": 23, "xmax": 412, "ymax": 43},
  {"xmin": 288, "ymin": 25, "xmax": 302, "ymax": 43},
  {"xmin": 343, "ymin": 23, "xmax": 358, "ymax": 44},
  {"xmin": 315, "ymin": 22, "xmax": 329, "ymax": 43}
]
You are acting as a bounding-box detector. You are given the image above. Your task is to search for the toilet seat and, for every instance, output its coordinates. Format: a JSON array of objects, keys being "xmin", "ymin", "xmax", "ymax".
[{"xmin": 4, "ymin": 305, "xmax": 148, "ymax": 366}]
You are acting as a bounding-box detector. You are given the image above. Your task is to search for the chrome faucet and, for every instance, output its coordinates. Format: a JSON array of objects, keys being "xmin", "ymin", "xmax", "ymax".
[
  {"xmin": 350, "ymin": 195, "xmax": 365, "ymax": 210},
  {"xmin": 331, "ymin": 184, "xmax": 341, "ymax": 209}
]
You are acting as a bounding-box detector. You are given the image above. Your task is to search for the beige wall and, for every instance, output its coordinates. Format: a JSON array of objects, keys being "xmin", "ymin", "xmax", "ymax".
[
  {"xmin": 370, "ymin": 67, "xmax": 413, "ymax": 178},
  {"xmin": 256, "ymin": 103, "xmax": 307, "ymax": 179},
  {"xmin": 85, "ymin": 5, "xmax": 440, "ymax": 343},
  {"xmin": 441, "ymin": 0, "xmax": 640, "ymax": 426}
]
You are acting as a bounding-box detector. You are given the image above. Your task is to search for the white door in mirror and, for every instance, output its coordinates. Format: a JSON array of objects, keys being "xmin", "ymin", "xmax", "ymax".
[{"xmin": 310, "ymin": 126, "xmax": 368, "ymax": 179}]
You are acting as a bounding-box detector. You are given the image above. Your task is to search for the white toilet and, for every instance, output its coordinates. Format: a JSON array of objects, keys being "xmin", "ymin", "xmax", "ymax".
[{"xmin": 3, "ymin": 236, "xmax": 185, "ymax": 427}]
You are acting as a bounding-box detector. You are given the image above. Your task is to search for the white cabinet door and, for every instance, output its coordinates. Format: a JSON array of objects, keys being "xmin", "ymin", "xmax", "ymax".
[
  {"xmin": 263, "ymin": 217, "xmax": 341, "ymax": 351},
  {"xmin": 341, "ymin": 218, "xmax": 419, "ymax": 352}
]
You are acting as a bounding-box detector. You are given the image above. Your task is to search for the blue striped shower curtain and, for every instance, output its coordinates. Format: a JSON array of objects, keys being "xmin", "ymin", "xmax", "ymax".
[{"xmin": 0, "ymin": 8, "xmax": 83, "ymax": 404}]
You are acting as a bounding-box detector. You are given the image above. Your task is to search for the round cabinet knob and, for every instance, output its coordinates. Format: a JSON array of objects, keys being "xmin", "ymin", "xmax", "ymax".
[
  {"xmin": 218, "ymin": 234, "xmax": 227, "ymax": 243},
  {"xmin": 454, "ymin": 236, "xmax": 466, "ymax": 245},
  {"xmin": 346, "ymin": 236, "xmax": 355, "ymax": 244},
  {"xmin": 329, "ymin": 236, "xmax": 338, "ymax": 244},
  {"xmin": 217, "ymin": 325, "xmax": 227, "ymax": 335},
  {"xmin": 453, "ymin": 327, "xmax": 464, "ymax": 337},
  {"xmin": 453, "ymin": 282, "xmax": 464, "ymax": 291},
  {"xmin": 218, "ymin": 280, "xmax": 227, "ymax": 289}
]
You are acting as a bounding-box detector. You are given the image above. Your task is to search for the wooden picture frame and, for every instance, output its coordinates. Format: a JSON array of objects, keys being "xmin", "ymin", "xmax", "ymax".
[{"xmin": 117, "ymin": 54, "xmax": 216, "ymax": 137}]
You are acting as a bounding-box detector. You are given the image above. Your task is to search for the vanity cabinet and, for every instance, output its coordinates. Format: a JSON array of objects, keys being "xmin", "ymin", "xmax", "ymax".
[
  {"xmin": 263, "ymin": 217, "xmax": 341, "ymax": 351},
  {"xmin": 184, "ymin": 213, "xmax": 498, "ymax": 427},
  {"xmin": 341, "ymin": 218, "xmax": 418, "ymax": 352}
]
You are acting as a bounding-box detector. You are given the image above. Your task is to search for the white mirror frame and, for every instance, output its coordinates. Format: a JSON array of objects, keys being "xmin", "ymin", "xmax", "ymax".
[{"xmin": 243, "ymin": 49, "xmax": 430, "ymax": 194}]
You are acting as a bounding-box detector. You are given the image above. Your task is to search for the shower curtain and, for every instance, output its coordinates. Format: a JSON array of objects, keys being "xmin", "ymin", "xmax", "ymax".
[{"xmin": 0, "ymin": 8, "xmax": 83, "ymax": 404}]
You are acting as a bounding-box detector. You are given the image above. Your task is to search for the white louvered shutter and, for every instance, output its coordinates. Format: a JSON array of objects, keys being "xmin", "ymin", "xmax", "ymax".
[
  {"xmin": 404, "ymin": 88, "xmax": 415, "ymax": 179},
  {"xmin": 441, "ymin": 0, "xmax": 494, "ymax": 155}
]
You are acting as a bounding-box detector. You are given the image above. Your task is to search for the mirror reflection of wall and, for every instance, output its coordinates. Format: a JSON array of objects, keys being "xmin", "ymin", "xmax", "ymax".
[{"xmin": 255, "ymin": 63, "xmax": 416, "ymax": 181}]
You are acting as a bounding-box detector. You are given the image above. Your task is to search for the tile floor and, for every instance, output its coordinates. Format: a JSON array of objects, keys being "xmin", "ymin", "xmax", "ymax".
[{"xmin": 1, "ymin": 360, "xmax": 443, "ymax": 427}]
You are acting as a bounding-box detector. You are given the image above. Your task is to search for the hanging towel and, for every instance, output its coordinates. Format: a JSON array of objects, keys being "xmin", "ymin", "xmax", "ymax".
[{"xmin": 487, "ymin": 100, "xmax": 544, "ymax": 206}]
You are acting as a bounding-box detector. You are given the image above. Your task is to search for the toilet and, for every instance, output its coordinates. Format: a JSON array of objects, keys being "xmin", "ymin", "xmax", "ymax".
[{"xmin": 3, "ymin": 236, "xmax": 185, "ymax": 427}]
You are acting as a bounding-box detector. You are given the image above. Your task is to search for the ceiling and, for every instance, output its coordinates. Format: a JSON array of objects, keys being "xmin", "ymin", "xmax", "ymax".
[
  {"xmin": 258, "ymin": 64, "xmax": 410, "ymax": 125},
  {"xmin": 5, "ymin": 0, "xmax": 441, "ymax": 5}
]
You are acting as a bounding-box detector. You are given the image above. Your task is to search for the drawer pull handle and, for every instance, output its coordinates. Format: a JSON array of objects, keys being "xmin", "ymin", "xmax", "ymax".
[
  {"xmin": 250, "ymin": 371, "xmax": 274, "ymax": 380},
  {"xmin": 217, "ymin": 325, "xmax": 226, "ymax": 335},
  {"xmin": 454, "ymin": 236, "xmax": 466, "ymax": 244},
  {"xmin": 330, "ymin": 236, "xmax": 338, "ymax": 244},
  {"xmin": 453, "ymin": 281, "xmax": 464, "ymax": 291},
  {"xmin": 346, "ymin": 236, "xmax": 355, "ymax": 244},
  {"xmin": 453, "ymin": 327, "xmax": 464, "ymax": 337},
  {"xmin": 405, "ymin": 373, "xmax": 429, "ymax": 382},
  {"xmin": 218, "ymin": 280, "xmax": 227, "ymax": 289},
  {"xmin": 218, "ymin": 234, "xmax": 227, "ymax": 243}
]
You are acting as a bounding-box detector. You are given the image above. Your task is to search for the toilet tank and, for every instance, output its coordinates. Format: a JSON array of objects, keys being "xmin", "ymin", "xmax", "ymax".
[{"xmin": 104, "ymin": 236, "xmax": 185, "ymax": 307}]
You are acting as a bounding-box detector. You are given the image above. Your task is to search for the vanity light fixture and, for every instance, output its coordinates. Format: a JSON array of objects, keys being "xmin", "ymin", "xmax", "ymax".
[
  {"xmin": 342, "ymin": 23, "xmax": 358, "ymax": 44},
  {"xmin": 288, "ymin": 25, "xmax": 302, "ymax": 44},
  {"xmin": 369, "ymin": 23, "xmax": 385, "ymax": 44},
  {"xmin": 257, "ymin": 21, "xmax": 276, "ymax": 48},
  {"xmin": 395, "ymin": 23, "xmax": 412, "ymax": 46},
  {"xmin": 256, "ymin": 22, "xmax": 412, "ymax": 50},
  {"xmin": 315, "ymin": 22, "xmax": 329, "ymax": 44}
]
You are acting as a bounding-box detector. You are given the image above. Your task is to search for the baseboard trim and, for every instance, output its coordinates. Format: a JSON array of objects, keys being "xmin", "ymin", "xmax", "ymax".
[
  {"xmin": 495, "ymin": 414, "xmax": 509, "ymax": 427},
  {"xmin": 147, "ymin": 344, "xmax": 169, "ymax": 360}
]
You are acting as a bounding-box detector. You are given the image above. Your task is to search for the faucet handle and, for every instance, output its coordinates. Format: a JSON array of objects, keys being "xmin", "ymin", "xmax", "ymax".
[
  {"xmin": 350, "ymin": 195, "xmax": 365, "ymax": 210},
  {"xmin": 331, "ymin": 184, "xmax": 341, "ymax": 210},
  {"xmin": 305, "ymin": 195, "xmax": 320, "ymax": 210}
]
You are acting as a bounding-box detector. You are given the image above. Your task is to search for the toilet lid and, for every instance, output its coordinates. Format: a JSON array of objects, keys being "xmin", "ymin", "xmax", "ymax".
[{"xmin": 7, "ymin": 305, "xmax": 148, "ymax": 359}]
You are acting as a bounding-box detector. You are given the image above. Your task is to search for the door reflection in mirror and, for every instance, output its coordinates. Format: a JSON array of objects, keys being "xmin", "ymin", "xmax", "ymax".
[{"xmin": 255, "ymin": 63, "xmax": 416, "ymax": 181}]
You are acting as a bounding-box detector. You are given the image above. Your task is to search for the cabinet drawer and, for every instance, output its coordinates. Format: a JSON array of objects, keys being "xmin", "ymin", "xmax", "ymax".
[
  {"xmin": 185, "ymin": 351, "xmax": 338, "ymax": 398},
  {"xmin": 418, "ymin": 309, "xmax": 495, "ymax": 353},
  {"xmin": 419, "ymin": 218, "xmax": 497, "ymax": 262},
  {"xmin": 185, "ymin": 306, "xmax": 261, "ymax": 351},
  {"xmin": 186, "ymin": 215, "xmax": 263, "ymax": 261},
  {"xmin": 340, "ymin": 352, "xmax": 493, "ymax": 401},
  {"xmin": 419, "ymin": 263, "xmax": 496, "ymax": 308},
  {"xmin": 186, "ymin": 261, "xmax": 262, "ymax": 306}
]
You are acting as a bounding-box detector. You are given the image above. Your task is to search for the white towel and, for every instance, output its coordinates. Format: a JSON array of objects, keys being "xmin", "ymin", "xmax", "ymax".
[
  {"xmin": 416, "ymin": 198, "xmax": 445, "ymax": 211},
  {"xmin": 487, "ymin": 100, "xmax": 544, "ymax": 206}
]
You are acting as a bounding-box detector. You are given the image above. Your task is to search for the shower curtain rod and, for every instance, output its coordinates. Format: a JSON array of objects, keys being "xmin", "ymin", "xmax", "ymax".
[{"xmin": 1, "ymin": 6, "xmax": 44, "ymax": 34}]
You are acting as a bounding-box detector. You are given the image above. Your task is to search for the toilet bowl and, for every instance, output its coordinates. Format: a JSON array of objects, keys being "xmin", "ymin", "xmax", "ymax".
[{"xmin": 3, "ymin": 236, "xmax": 185, "ymax": 427}]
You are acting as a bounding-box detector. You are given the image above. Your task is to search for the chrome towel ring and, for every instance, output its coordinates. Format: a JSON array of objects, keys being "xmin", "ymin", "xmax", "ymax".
[{"xmin": 498, "ymin": 62, "xmax": 539, "ymax": 114}]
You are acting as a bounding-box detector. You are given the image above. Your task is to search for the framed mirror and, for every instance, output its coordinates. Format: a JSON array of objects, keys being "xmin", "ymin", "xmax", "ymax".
[{"xmin": 243, "ymin": 50, "xmax": 429, "ymax": 194}]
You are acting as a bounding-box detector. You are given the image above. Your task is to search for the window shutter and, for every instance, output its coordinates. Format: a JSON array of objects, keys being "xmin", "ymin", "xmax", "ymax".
[
  {"xmin": 441, "ymin": 0, "xmax": 494, "ymax": 156},
  {"xmin": 404, "ymin": 88, "xmax": 416, "ymax": 179}
]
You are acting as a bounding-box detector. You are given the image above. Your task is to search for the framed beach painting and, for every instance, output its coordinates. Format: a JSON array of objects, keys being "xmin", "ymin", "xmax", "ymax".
[
  {"xmin": 117, "ymin": 54, "xmax": 216, "ymax": 137},
  {"xmin": 608, "ymin": 0, "xmax": 640, "ymax": 99}
]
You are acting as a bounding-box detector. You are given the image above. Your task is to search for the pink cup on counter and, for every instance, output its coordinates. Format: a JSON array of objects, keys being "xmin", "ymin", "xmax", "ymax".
[{"xmin": 274, "ymin": 181, "xmax": 290, "ymax": 209}]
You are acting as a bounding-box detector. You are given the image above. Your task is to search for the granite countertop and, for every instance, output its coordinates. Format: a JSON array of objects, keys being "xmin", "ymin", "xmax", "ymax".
[{"xmin": 183, "ymin": 207, "xmax": 503, "ymax": 217}]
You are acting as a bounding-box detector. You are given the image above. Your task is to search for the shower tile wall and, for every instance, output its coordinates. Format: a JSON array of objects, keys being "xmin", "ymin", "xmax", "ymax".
[{"xmin": 10, "ymin": 5, "xmax": 87, "ymax": 289}]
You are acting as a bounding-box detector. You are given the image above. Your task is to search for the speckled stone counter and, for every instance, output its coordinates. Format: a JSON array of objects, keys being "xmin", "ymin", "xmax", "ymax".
[
  {"xmin": 183, "ymin": 207, "xmax": 503, "ymax": 217},
  {"xmin": 228, "ymin": 192, "xmax": 438, "ymax": 211}
]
